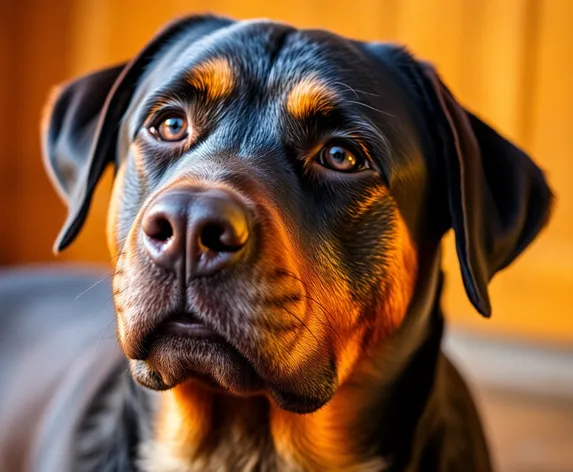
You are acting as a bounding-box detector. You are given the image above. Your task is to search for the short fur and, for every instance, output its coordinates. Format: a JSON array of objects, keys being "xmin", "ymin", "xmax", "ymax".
[{"xmin": 1, "ymin": 14, "xmax": 553, "ymax": 472}]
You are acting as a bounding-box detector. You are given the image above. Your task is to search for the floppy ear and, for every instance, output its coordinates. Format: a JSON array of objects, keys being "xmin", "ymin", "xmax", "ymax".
[
  {"xmin": 42, "ymin": 64, "xmax": 125, "ymax": 252},
  {"xmin": 42, "ymin": 15, "xmax": 231, "ymax": 253},
  {"xmin": 418, "ymin": 64, "xmax": 553, "ymax": 317}
]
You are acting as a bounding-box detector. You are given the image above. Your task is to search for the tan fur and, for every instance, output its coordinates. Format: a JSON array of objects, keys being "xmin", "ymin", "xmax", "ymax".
[
  {"xmin": 141, "ymin": 385, "xmax": 388, "ymax": 472},
  {"xmin": 109, "ymin": 127, "xmax": 417, "ymax": 471},
  {"xmin": 106, "ymin": 159, "xmax": 128, "ymax": 260},
  {"xmin": 370, "ymin": 210, "xmax": 419, "ymax": 345},
  {"xmin": 138, "ymin": 200, "xmax": 416, "ymax": 471},
  {"xmin": 269, "ymin": 208, "xmax": 417, "ymax": 471},
  {"xmin": 286, "ymin": 76, "xmax": 337, "ymax": 119},
  {"xmin": 187, "ymin": 57, "xmax": 235, "ymax": 101}
]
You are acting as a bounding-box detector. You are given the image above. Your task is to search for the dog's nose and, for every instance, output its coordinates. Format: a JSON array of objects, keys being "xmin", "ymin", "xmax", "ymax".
[{"xmin": 141, "ymin": 187, "xmax": 250, "ymax": 278}]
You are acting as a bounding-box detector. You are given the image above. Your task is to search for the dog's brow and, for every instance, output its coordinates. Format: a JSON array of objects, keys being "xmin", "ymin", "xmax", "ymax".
[
  {"xmin": 286, "ymin": 76, "xmax": 337, "ymax": 119},
  {"xmin": 186, "ymin": 57, "xmax": 235, "ymax": 101}
]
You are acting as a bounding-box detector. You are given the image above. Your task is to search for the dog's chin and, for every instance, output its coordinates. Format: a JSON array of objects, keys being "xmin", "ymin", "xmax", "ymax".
[
  {"xmin": 130, "ymin": 333, "xmax": 264, "ymax": 394},
  {"xmin": 266, "ymin": 384, "xmax": 334, "ymax": 414},
  {"xmin": 129, "ymin": 340, "xmax": 335, "ymax": 413},
  {"xmin": 126, "ymin": 321, "xmax": 337, "ymax": 413}
]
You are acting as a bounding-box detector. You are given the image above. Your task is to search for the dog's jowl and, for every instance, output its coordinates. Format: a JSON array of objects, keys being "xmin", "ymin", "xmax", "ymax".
[{"xmin": 36, "ymin": 15, "xmax": 552, "ymax": 472}]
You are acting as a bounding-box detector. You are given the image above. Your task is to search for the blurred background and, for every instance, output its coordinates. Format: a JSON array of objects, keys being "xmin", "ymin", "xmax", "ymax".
[{"xmin": 0, "ymin": 0, "xmax": 571, "ymax": 470}]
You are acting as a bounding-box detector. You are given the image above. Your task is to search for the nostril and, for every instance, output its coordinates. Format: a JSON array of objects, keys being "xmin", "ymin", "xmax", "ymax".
[
  {"xmin": 141, "ymin": 204, "xmax": 184, "ymax": 272},
  {"xmin": 144, "ymin": 215, "xmax": 174, "ymax": 242},
  {"xmin": 141, "ymin": 188, "xmax": 252, "ymax": 277},
  {"xmin": 200, "ymin": 223, "xmax": 246, "ymax": 253}
]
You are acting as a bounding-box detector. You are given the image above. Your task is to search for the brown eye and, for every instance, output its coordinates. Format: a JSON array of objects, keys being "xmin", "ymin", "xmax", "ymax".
[
  {"xmin": 150, "ymin": 114, "xmax": 189, "ymax": 142},
  {"xmin": 317, "ymin": 143, "xmax": 369, "ymax": 172}
]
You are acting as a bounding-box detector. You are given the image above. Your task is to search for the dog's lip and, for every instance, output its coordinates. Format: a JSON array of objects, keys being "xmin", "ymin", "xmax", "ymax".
[
  {"xmin": 157, "ymin": 313, "xmax": 217, "ymax": 338},
  {"xmin": 134, "ymin": 311, "xmax": 221, "ymax": 360},
  {"xmin": 133, "ymin": 310, "xmax": 266, "ymax": 392}
]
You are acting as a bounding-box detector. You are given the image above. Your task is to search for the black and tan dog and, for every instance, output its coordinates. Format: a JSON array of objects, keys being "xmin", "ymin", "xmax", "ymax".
[{"xmin": 2, "ymin": 14, "xmax": 553, "ymax": 471}]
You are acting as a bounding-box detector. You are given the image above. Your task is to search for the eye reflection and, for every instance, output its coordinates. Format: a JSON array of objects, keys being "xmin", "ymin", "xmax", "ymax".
[
  {"xmin": 149, "ymin": 114, "xmax": 189, "ymax": 142},
  {"xmin": 317, "ymin": 143, "xmax": 369, "ymax": 172}
]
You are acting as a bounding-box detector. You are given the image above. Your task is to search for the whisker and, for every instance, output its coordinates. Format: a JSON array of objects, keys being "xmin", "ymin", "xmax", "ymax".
[
  {"xmin": 109, "ymin": 249, "xmax": 128, "ymax": 266},
  {"xmin": 333, "ymin": 81, "xmax": 381, "ymax": 99},
  {"xmin": 345, "ymin": 100, "xmax": 394, "ymax": 117},
  {"xmin": 91, "ymin": 294, "xmax": 117, "ymax": 358},
  {"xmin": 73, "ymin": 250, "xmax": 128, "ymax": 301},
  {"xmin": 274, "ymin": 270, "xmax": 347, "ymax": 350},
  {"xmin": 280, "ymin": 305, "xmax": 318, "ymax": 344},
  {"xmin": 73, "ymin": 276, "xmax": 113, "ymax": 301},
  {"xmin": 333, "ymin": 81, "xmax": 360, "ymax": 100},
  {"xmin": 93, "ymin": 317, "xmax": 116, "ymax": 357},
  {"xmin": 298, "ymin": 294, "xmax": 349, "ymax": 354}
]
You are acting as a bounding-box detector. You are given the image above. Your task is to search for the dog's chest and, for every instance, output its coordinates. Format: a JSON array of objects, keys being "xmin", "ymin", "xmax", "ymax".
[
  {"xmin": 137, "ymin": 436, "xmax": 388, "ymax": 472},
  {"xmin": 138, "ymin": 433, "xmax": 290, "ymax": 472}
]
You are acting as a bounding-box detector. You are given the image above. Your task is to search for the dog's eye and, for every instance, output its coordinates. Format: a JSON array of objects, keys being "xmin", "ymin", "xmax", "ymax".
[
  {"xmin": 317, "ymin": 143, "xmax": 369, "ymax": 173},
  {"xmin": 149, "ymin": 113, "xmax": 189, "ymax": 142}
]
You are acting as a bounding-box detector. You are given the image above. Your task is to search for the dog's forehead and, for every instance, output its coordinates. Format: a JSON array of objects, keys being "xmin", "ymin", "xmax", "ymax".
[{"xmin": 145, "ymin": 20, "xmax": 374, "ymax": 99}]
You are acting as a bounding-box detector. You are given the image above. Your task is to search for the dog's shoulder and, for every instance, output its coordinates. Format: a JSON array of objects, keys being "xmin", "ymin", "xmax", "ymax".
[{"xmin": 410, "ymin": 354, "xmax": 492, "ymax": 472}]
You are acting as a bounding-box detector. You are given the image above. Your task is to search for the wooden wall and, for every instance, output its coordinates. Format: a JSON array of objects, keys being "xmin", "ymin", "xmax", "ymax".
[{"xmin": 1, "ymin": 0, "xmax": 571, "ymax": 344}]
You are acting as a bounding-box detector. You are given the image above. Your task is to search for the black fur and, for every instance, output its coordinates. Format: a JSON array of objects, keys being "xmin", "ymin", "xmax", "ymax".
[{"xmin": 33, "ymin": 14, "xmax": 554, "ymax": 471}]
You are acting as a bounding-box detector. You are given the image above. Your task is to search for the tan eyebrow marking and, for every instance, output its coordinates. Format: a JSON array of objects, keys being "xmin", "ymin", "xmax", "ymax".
[
  {"xmin": 187, "ymin": 57, "xmax": 235, "ymax": 101},
  {"xmin": 286, "ymin": 76, "xmax": 337, "ymax": 119}
]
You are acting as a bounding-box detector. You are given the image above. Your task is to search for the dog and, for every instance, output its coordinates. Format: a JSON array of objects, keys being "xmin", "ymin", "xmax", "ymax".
[{"xmin": 2, "ymin": 14, "xmax": 553, "ymax": 472}]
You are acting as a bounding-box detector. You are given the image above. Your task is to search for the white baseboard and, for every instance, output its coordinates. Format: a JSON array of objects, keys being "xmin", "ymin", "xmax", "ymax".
[{"xmin": 444, "ymin": 330, "xmax": 573, "ymax": 401}]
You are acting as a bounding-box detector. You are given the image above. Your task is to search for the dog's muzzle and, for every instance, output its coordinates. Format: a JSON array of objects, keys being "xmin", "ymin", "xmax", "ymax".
[{"xmin": 114, "ymin": 182, "xmax": 335, "ymax": 410}]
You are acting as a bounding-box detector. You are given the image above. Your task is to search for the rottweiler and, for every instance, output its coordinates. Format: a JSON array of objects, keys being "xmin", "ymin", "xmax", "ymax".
[{"xmin": 5, "ymin": 14, "xmax": 555, "ymax": 472}]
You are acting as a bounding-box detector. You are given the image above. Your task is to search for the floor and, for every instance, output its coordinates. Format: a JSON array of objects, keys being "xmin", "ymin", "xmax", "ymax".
[
  {"xmin": 446, "ymin": 331, "xmax": 573, "ymax": 472},
  {"xmin": 477, "ymin": 387, "xmax": 573, "ymax": 472}
]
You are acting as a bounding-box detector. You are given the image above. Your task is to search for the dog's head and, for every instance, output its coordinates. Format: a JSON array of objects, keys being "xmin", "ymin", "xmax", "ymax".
[{"xmin": 42, "ymin": 16, "xmax": 552, "ymax": 413}]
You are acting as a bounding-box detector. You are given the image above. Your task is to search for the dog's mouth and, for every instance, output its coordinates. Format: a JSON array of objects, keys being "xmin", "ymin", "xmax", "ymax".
[
  {"xmin": 155, "ymin": 312, "xmax": 218, "ymax": 339},
  {"xmin": 132, "ymin": 310, "xmax": 264, "ymax": 394},
  {"xmin": 122, "ymin": 297, "xmax": 337, "ymax": 413},
  {"xmin": 139, "ymin": 310, "xmax": 222, "ymax": 356}
]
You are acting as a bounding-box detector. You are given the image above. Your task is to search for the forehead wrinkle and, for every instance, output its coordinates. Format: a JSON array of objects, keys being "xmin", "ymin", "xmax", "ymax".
[
  {"xmin": 186, "ymin": 56, "xmax": 235, "ymax": 101},
  {"xmin": 286, "ymin": 75, "xmax": 338, "ymax": 120}
]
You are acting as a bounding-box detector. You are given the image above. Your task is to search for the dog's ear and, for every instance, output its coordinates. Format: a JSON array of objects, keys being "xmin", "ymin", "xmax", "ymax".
[
  {"xmin": 42, "ymin": 15, "xmax": 231, "ymax": 253},
  {"xmin": 364, "ymin": 44, "xmax": 553, "ymax": 317},
  {"xmin": 419, "ymin": 64, "xmax": 553, "ymax": 317}
]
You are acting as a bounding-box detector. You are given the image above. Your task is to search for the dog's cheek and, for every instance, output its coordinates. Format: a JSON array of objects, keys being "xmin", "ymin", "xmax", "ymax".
[
  {"xmin": 334, "ymin": 185, "xmax": 398, "ymax": 311},
  {"xmin": 293, "ymin": 237, "xmax": 364, "ymax": 385},
  {"xmin": 331, "ymin": 188, "xmax": 418, "ymax": 367},
  {"xmin": 108, "ymin": 155, "xmax": 161, "ymax": 350},
  {"xmin": 106, "ymin": 161, "xmax": 127, "ymax": 259},
  {"xmin": 369, "ymin": 209, "xmax": 418, "ymax": 343},
  {"xmin": 106, "ymin": 157, "xmax": 146, "ymax": 259}
]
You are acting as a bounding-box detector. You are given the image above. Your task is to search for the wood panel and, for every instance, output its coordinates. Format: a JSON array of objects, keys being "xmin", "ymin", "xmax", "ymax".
[
  {"xmin": 2, "ymin": 0, "xmax": 571, "ymax": 343},
  {"xmin": 0, "ymin": 0, "xmax": 74, "ymax": 263},
  {"xmin": 440, "ymin": 0, "xmax": 573, "ymax": 344},
  {"xmin": 530, "ymin": 0, "xmax": 573, "ymax": 241},
  {"xmin": 0, "ymin": 1, "xmax": 16, "ymax": 265}
]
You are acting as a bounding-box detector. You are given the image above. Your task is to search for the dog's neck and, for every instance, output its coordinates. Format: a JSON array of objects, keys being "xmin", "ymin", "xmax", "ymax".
[
  {"xmin": 143, "ymin": 380, "xmax": 388, "ymax": 471},
  {"xmin": 139, "ymin": 249, "xmax": 445, "ymax": 472}
]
